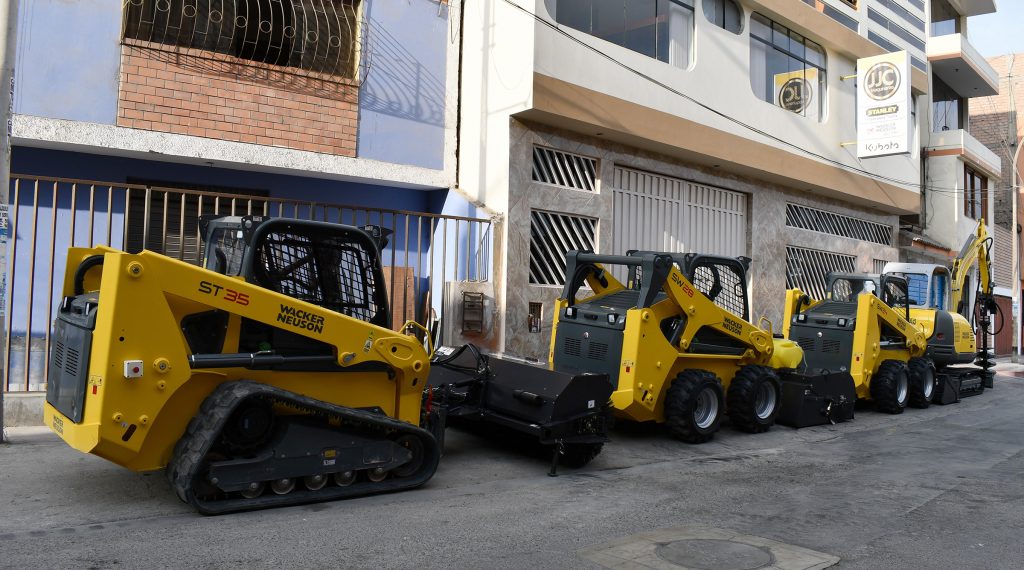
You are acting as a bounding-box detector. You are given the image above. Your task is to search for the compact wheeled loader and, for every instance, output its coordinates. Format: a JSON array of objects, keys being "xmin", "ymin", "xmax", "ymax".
[
  {"xmin": 547, "ymin": 250, "xmax": 826, "ymax": 443},
  {"xmin": 783, "ymin": 273, "xmax": 929, "ymax": 414},
  {"xmin": 883, "ymin": 220, "xmax": 997, "ymax": 401},
  {"xmin": 45, "ymin": 215, "xmax": 611, "ymax": 514}
]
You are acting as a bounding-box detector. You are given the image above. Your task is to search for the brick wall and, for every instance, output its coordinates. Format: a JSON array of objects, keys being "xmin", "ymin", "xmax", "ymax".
[
  {"xmin": 117, "ymin": 41, "xmax": 358, "ymax": 156},
  {"xmin": 969, "ymin": 54, "xmax": 1024, "ymax": 229}
]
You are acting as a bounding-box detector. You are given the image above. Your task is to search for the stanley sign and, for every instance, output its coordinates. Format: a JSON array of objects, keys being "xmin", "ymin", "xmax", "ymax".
[{"xmin": 856, "ymin": 51, "xmax": 912, "ymax": 159}]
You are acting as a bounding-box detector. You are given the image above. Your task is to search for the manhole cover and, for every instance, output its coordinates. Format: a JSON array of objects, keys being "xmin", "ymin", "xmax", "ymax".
[{"xmin": 655, "ymin": 539, "xmax": 773, "ymax": 570}]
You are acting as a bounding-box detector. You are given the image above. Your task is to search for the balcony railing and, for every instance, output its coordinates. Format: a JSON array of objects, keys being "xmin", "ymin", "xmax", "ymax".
[{"xmin": 3, "ymin": 174, "xmax": 492, "ymax": 392}]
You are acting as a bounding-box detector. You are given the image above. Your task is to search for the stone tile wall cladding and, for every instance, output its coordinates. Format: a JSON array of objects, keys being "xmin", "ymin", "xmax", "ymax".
[
  {"xmin": 117, "ymin": 41, "xmax": 358, "ymax": 156},
  {"xmin": 505, "ymin": 119, "xmax": 900, "ymax": 361}
]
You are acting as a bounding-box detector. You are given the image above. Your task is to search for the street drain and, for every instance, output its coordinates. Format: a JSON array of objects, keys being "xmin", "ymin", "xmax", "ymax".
[
  {"xmin": 655, "ymin": 539, "xmax": 772, "ymax": 570},
  {"xmin": 580, "ymin": 525, "xmax": 839, "ymax": 570}
]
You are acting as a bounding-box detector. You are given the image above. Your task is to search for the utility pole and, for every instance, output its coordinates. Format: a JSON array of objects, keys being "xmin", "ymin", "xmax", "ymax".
[{"xmin": 0, "ymin": 0, "xmax": 19, "ymax": 441}]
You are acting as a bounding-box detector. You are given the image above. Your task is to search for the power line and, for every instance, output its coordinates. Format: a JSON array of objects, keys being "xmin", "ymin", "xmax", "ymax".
[{"xmin": 499, "ymin": 0, "xmax": 1009, "ymax": 197}]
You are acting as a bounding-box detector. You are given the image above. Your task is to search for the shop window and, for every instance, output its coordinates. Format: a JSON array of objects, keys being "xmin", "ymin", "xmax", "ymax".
[{"xmin": 749, "ymin": 13, "xmax": 827, "ymax": 121}]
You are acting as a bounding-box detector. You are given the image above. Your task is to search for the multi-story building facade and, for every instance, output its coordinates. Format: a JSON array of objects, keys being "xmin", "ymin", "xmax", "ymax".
[
  {"xmin": 452, "ymin": 0, "xmax": 999, "ymax": 361},
  {"xmin": 969, "ymin": 53, "xmax": 1023, "ymax": 356},
  {"xmin": 4, "ymin": 0, "xmax": 487, "ymax": 396}
]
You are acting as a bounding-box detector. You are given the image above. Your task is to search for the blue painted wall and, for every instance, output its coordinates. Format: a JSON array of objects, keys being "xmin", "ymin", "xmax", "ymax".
[
  {"xmin": 358, "ymin": 0, "xmax": 450, "ymax": 170},
  {"xmin": 7, "ymin": 148, "xmax": 477, "ymax": 340},
  {"xmin": 14, "ymin": 0, "xmax": 122, "ymax": 123}
]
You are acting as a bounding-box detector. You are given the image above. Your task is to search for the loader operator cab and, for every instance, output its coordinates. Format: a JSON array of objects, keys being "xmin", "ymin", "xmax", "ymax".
[
  {"xmin": 193, "ymin": 215, "xmax": 395, "ymax": 365},
  {"xmin": 792, "ymin": 273, "xmax": 912, "ymax": 371},
  {"xmin": 554, "ymin": 250, "xmax": 753, "ymax": 384}
]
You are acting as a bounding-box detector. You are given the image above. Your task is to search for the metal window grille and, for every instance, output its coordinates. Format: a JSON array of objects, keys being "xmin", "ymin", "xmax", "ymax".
[
  {"xmin": 532, "ymin": 147, "xmax": 597, "ymax": 192},
  {"xmin": 122, "ymin": 0, "xmax": 362, "ymax": 79},
  {"xmin": 786, "ymin": 203, "xmax": 894, "ymax": 246},
  {"xmin": 530, "ymin": 210, "xmax": 596, "ymax": 285},
  {"xmin": 785, "ymin": 245, "xmax": 856, "ymax": 301},
  {"xmin": 873, "ymin": 259, "xmax": 890, "ymax": 274}
]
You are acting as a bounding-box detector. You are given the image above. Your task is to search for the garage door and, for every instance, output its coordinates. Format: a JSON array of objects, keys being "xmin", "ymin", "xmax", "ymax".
[{"xmin": 611, "ymin": 166, "xmax": 748, "ymax": 258}]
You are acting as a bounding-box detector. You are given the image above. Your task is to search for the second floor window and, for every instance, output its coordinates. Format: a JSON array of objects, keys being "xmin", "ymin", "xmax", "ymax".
[
  {"xmin": 123, "ymin": 0, "xmax": 360, "ymax": 79},
  {"xmin": 555, "ymin": 0, "xmax": 695, "ymax": 69},
  {"xmin": 749, "ymin": 13, "xmax": 827, "ymax": 121},
  {"xmin": 964, "ymin": 166, "xmax": 988, "ymax": 220},
  {"xmin": 932, "ymin": 76, "xmax": 965, "ymax": 132}
]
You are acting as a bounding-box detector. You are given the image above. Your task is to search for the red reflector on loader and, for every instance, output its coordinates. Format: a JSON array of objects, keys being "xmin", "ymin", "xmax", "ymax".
[{"xmin": 92, "ymin": 386, "xmax": 97, "ymax": 395}]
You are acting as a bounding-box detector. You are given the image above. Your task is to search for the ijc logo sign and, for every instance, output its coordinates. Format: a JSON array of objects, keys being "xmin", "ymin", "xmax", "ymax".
[
  {"xmin": 778, "ymin": 78, "xmax": 812, "ymax": 113},
  {"xmin": 864, "ymin": 62, "xmax": 901, "ymax": 101}
]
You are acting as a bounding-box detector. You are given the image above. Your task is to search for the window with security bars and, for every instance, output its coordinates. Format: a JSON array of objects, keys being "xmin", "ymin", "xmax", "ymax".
[
  {"xmin": 786, "ymin": 203, "xmax": 894, "ymax": 246},
  {"xmin": 873, "ymin": 259, "xmax": 890, "ymax": 274},
  {"xmin": 786, "ymin": 246, "xmax": 856, "ymax": 301},
  {"xmin": 530, "ymin": 210, "xmax": 597, "ymax": 285},
  {"xmin": 532, "ymin": 147, "xmax": 597, "ymax": 192},
  {"xmin": 123, "ymin": 0, "xmax": 361, "ymax": 79}
]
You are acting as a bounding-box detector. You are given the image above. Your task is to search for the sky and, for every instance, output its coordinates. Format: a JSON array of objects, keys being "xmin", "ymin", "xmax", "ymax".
[{"xmin": 967, "ymin": 3, "xmax": 1024, "ymax": 58}]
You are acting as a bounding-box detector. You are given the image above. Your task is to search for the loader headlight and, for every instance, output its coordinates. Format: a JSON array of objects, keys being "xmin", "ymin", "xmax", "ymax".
[
  {"xmin": 837, "ymin": 318, "xmax": 847, "ymax": 327},
  {"xmin": 564, "ymin": 307, "xmax": 577, "ymax": 319},
  {"xmin": 796, "ymin": 314, "xmax": 807, "ymax": 323},
  {"xmin": 607, "ymin": 313, "xmax": 618, "ymax": 324}
]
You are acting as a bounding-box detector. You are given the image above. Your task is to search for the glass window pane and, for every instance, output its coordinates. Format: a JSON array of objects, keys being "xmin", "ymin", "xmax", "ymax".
[
  {"xmin": 750, "ymin": 12, "xmax": 770, "ymax": 40},
  {"xmin": 788, "ymin": 32, "xmax": 805, "ymax": 60},
  {"xmin": 772, "ymin": 22, "xmax": 789, "ymax": 49},
  {"xmin": 805, "ymin": 41, "xmax": 824, "ymax": 67},
  {"xmin": 592, "ymin": 0, "xmax": 626, "ymax": 46},
  {"xmin": 625, "ymin": 0, "xmax": 658, "ymax": 58},
  {"xmin": 749, "ymin": 12, "xmax": 825, "ymax": 122},
  {"xmin": 724, "ymin": 0, "xmax": 741, "ymax": 33},
  {"xmin": 556, "ymin": 0, "xmax": 594, "ymax": 31}
]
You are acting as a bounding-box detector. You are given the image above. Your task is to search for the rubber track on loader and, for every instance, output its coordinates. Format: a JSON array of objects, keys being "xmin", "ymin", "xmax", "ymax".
[{"xmin": 166, "ymin": 381, "xmax": 440, "ymax": 515}]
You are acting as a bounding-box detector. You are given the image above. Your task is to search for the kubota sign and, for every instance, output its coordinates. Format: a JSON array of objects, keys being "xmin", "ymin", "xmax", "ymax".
[{"xmin": 857, "ymin": 52, "xmax": 912, "ymax": 159}]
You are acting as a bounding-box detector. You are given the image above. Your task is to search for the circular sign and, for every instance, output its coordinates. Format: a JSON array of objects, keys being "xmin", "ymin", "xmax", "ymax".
[
  {"xmin": 864, "ymin": 62, "xmax": 901, "ymax": 101},
  {"xmin": 778, "ymin": 78, "xmax": 812, "ymax": 113}
]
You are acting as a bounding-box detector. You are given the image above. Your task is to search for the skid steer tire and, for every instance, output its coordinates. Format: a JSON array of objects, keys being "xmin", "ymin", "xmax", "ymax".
[
  {"xmin": 907, "ymin": 357, "xmax": 935, "ymax": 409},
  {"xmin": 726, "ymin": 365, "xmax": 781, "ymax": 433},
  {"xmin": 665, "ymin": 370, "xmax": 724, "ymax": 444},
  {"xmin": 871, "ymin": 360, "xmax": 909, "ymax": 414}
]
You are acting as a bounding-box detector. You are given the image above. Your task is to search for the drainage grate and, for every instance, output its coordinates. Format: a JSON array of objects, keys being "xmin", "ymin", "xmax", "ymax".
[
  {"xmin": 530, "ymin": 210, "xmax": 597, "ymax": 285},
  {"xmin": 532, "ymin": 146, "xmax": 597, "ymax": 191},
  {"xmin": 786, "ymin": 203, "xmax": 893, "ymax": 246}
]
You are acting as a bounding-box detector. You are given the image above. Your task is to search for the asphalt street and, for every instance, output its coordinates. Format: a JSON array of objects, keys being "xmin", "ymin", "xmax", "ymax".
[{"xmin": 3, "ymin": 368, "xmax": 1024, "ymax": 569}]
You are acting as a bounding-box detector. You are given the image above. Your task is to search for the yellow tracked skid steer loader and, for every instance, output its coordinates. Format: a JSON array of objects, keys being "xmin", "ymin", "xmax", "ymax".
[{"xmin": 45, "ymin": 216, "xmax": 612, "ymax": 514}]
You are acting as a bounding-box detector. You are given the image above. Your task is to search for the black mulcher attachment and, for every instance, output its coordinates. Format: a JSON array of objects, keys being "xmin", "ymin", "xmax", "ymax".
[
  {"xmin": 426, "ymin": 344, "xmax": 613, "ymax": 476},
  {"xmin": 776, "ymin": 369, "xmax": 856, "ymax": 428}
]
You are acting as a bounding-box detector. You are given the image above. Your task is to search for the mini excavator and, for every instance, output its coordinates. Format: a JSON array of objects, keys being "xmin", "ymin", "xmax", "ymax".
[
  {"xmin": 884, "ymin": 219, "xmax": 997, "ymax": 401},
  {"xmin": 45, "ymin": 215, "xmax": 611, "ymax": 514}
]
